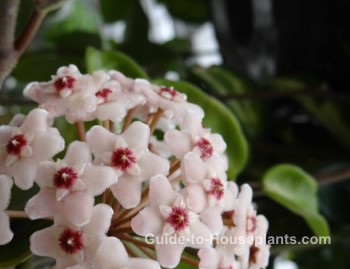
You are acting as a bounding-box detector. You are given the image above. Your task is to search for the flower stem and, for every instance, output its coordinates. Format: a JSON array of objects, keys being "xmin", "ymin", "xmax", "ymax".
[
  {"xmin": 122, "ymin": 108, "xmax": 136, "ymax": 132},
  {"xmin": 6, "ymin": 210, "xmax": 28, "ymax": 218},
  {"xmin": 169, "ymin": 159, "xmax": 181, "ymax": 176},
  {"xmin": 181, "ymin": 254, "xmax": 199, "ymax": 267},
  {"xmin": 149, "ymin": 108, "xmax": 164, "ymax": 134},
  {"xmin": 75, "ymin": 121, "xmax": 85, "ymax": 141}
]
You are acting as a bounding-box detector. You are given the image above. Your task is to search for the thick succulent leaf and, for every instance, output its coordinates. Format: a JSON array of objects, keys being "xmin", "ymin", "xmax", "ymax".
[
  {"xmin": 85, "ymin": 47, "xmax": 149, "ymax": 79},
  {"xmin": 154, "ymin": 79, "xmax": 248, "ymax": 179},
  {"xmin": 191, "ymin": 66, "xmax": 263, "ymax": 139},
  {"xmin": 0, "ymin": 219, "xmax": 51, "ymax": 267},
  {"xmin": 263, "ymin": 164, "xmax": 330, "ymax": 237}
]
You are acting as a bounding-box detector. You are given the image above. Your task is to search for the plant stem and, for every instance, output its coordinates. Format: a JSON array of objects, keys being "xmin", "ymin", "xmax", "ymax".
[
  {"xmin": 149, "ymin": 108, "xmax": 163, "ymax": 134},
  {"xmin": 75, "ymin": 121, "xmax": 86, "ymax": 141},
  {"xmin": 6, "ymin": 210, "xmax": 28, "ymax": 218},
  {"xmin": 122, "ymin": 108, "xmax": 136, "ymax": 132}
]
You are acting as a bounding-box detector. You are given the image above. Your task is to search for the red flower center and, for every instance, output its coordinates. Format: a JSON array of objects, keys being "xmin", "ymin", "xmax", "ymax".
[
  {"xmin": 6, "ymin": 134, "xmax": 28, "ymax": 156},
  {"xmin": 208, "ymin": 178, "xmax": 225, "ymax": 200},
  {"xmin": 247, "ymin": 216, "xmax": 257, "ymax": 233},
  {"xmin": 249, "ymin": 245, "xmax": 260, "ymax": 264},
  {"xmin": 160, "ymin": 87, "xmax": 178, "ymax": 100},
  {"xmin": 53, "ymin": 76, "xmax": 76, "ymax": 94},
  {"xmin": 165, "ymin": 206, "xmax": 189, "ymax": 233},
  {"xmin": 59, "ymin": 228, "xmax": 84, "ymax": 255},
  {"xmin": 96, "ymin": 88, "xmax": 113, "ymax": 103},
  {"xmin": 111, "ymin": 147, "xmax": 136, "ymax": 172},
  {"xmin": 53, "ymin": 167, "xmax": 78, "ymax": 189},
  {"xmin": 196, "ymin": 138, "xmax": 213, "ymax": 159}
]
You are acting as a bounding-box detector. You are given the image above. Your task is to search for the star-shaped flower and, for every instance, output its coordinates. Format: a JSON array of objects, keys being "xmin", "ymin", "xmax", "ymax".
[
  {"xmin": 86, "ymin": 122, "xmax": 169, "ymax": 208},
  {"xmin": 0, "ymin": 109, "xmax": 65, "ymax": 190}
]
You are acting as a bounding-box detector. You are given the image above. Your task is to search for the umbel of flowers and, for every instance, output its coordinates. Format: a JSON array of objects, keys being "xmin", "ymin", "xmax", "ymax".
[{"xmin": 0, "ymin": 65, "xmax": 270, "ymax": 269}]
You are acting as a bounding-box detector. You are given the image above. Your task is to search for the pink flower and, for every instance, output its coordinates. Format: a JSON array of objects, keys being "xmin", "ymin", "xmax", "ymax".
[
  {"xmin": 181, "ymin": 152, "xmax": 238, "ymax": 233},
  {"xmin": 0, "ymin": 175, "xmax": 13, "ymax": 245},
  {"xmin": 24, "ymin": 65, "xmax": 110, "ymax": 123},
  {"xmin": 86, "ymin": 122, "xmax": 169, "ymax": 208},
  {"xmin": 198, "ymin": 247, "xmax": 241, "ymax": 269},
  {"xmin": 165, "ymin": 111, "xmax": 227, "ymax": 170},
  {"xmin": 68, "ymin": 238, "xmax": 161, "ymax": 269},
  {"xmin": 131, "ymin": 175, "xmax": 212, "ymax": 268},
  {"xmin": 87, "ymin": 75, "xmax": 145, "ymax": 123},
  {"xmin": 0, "ymin": 109, "xmax": 65, "ymax": 190},
  {"xmin": 134, "ymin": 79, "xmax": 204, "ymax": 123},
  {"xmin": 30, "ymin": 204, "xmax": 115, "ymax": 269},
  {"xmin": 25, "ymin": 141, "xmax": 117, "ymax": 226}
]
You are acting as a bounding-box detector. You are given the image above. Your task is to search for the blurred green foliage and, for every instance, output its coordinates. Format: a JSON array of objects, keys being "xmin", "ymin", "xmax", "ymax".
[{"xmin": 1, "ymin": 0, "xmax": 350, "ymax": 268}]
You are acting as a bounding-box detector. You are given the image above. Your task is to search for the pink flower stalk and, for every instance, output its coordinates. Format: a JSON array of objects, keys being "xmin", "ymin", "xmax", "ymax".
[
  {"xmin": 0, "ymin": 109, "xmax": 64, "ymax": 189},
  {"xmin": 0, "ymin": 175, "xmax": 13, "ymax": 245}
]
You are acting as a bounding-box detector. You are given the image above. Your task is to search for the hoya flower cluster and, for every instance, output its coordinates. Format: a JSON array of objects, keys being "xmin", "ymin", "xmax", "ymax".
[{"xmin": 0, "ymin": 65, "xmax": 270, "ymax": 269}]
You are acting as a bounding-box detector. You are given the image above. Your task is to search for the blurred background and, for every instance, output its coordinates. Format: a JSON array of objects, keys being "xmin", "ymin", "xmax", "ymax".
[{"xmin": 1, "ymin": 0, "xmax": 350, "ymax": 268}]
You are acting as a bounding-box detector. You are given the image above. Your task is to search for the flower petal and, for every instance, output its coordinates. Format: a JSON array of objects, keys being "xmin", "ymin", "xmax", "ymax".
[
  {"xmin": 121, "ymin": 121, "xmax": 150, "ymax": 150},
  {"xmin": 138, "ymin": 151, "xmax": 170, "ymax": 181},
  {"xmin": 61, "ymin": 192, "xmax": 94, "ymax": 226},
  {"xmin": 164, "ymin": 130, "xmax": 192, "ymax": 159},
  {"xmin": 25, "ymin": 188, "xmax": 59, "ymax": 219},
  {"xmin": 63, "ymin": 141, "xmax": 92, "ymax": 166},
  {"xmin": 155, "ymin": 240, "xmax": 186, "ymax": 268},
  {"xmin": 131, "ymin": 207, "xmax": 163, "ymax": 236},
  {"xmin": 83, "ymin": 204, "xmax": 113, "ymax": 238},
  {"xmin": 83, "ymin": 165, "xmax": 117, "ymax": 195},
  {"xmin": 110, "ymin": 174, "xmax": 141, "ymax": 209},
  {"xmin": 127, "ymin": 258, "xmax": 161, "ymax": 269},
  {"xmin": 0, "ymin": 212, "xmax": 13, "ymax": 245},
  {"xmin": 0, "ymin": 175, "xmax": 12, "ymax": 211},
  {"xmin": 86, "ymin": 126, "xmax": 117, "ymax": 156},
  {"xmin": 149, "ymin": 175, "xmax": 176, "ymax": 207}
]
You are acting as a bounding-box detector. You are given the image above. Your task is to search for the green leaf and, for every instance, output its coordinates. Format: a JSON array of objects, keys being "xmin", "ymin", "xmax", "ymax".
[
  {"xmin": 263, "ymin": 164, "xmax": 330, "ymax": 237},
  {"xmin": 157, "ymin": 0, "xmax": 209, "ymax": 23},
  {"xmin": 270, "ymin": 78, "xmax": 350, "ymax": 149},
  {"xmin": 0, "ymin": 219, "xmax": 51, "ymax": 267},
  {"xmin": 191, "ymin": 66, "xmax": 264, "ymax": 139},
  {"xmin": 44, "ymin": 0, "xmax": 99, "ymax": 40},
  {"xmin": 154, "ymin": 79, "xmax": 248, "ymax": 179},
  {"xmin": 12, "ymin": 51, "xmax": 84, "ymax": 83},
  {"xmin": 85, "ymin": 47, "xmax": 149, "ymax": 79},
  {"xmin": 99, "ymin": 0, "xmax": 131, "ymax": 23}
]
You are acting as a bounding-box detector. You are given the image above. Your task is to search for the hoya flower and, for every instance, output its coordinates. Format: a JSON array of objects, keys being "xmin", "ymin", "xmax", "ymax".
[
  {"xmin": 87, "ymin": 75, "xmax": 145, "ymax": 123},
  {"xmin": 25, "ymin": 141, "xmax": 117, "ymax": 226},
  {"xmin": 232, "ymin": 184, "xmax": 258, "ymax": 257},
  {"xmin": 67, "ymin": 237, "xmax": 161, "ymax": 269},
  {"xmin": 134, "ymin": 79, "xmax": 204, "ymax": 123},
  {"xmin": 165, "ymin": 111, "xmax": 227, "ymax": 169},
  {"xmin": 0, "ymin": 175, "xmax": 13, "ymax": 245},
  {"xmin": 30, "ymin": 204, "xmax": 116, "ymax": 269},
  {"xmin": 0, "ymin": 109, "xmax": 65, "ymax": 189},
  {"xmin": 131, "ymin": 175, "xmax": 212, "ymax": 268},
  {"xmin": 241, "ymin": 216, "xmax": 270, "ymax": 269},
  {"xmin": 86, "ymin": 122, "xmax": 169, "ymax": 208},
  {"xmin": 24, "ymin": 65, "xmax": 110, "ymax": 123},
  {"xmin": 198, "ymin": 247, "xmax": 241, "ymax": 269}
]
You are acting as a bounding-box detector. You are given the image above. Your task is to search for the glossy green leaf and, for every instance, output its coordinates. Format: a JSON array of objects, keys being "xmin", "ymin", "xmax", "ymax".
[
  {"xmin": 44, "ymin": 0, "xmax": 99, "ymax": 40},
  {"xmin": 154, "ymin": 79, "xmax": 248, "ymax": 179},
  {"xmin": 157, "ymin": 0, "xmax": 209, "ymax": 23},
  {"xmin": 12, "ymin": 51, "xmax": 84, "ymax": 83},
  {"xmin": 270, "ymin": 78, "xmax": 350, "ymax": 149},
  {"xmin": 191, "ymin": 66, "xmax": 263, "ymax": 139},
  {"xmin": 85, "ymin": 47, "xmax": 148, "ymax": 79},
  {"xmin": 0, "ymin": 219, "xmax": 51, "ymax": 267},
  {"xmin": 99, "ymin": 0, "xmax": 131, "ymax": 23},
  {"xmin": 263, "ymin": 164, "xmax": 330, "ymax": 237}
]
